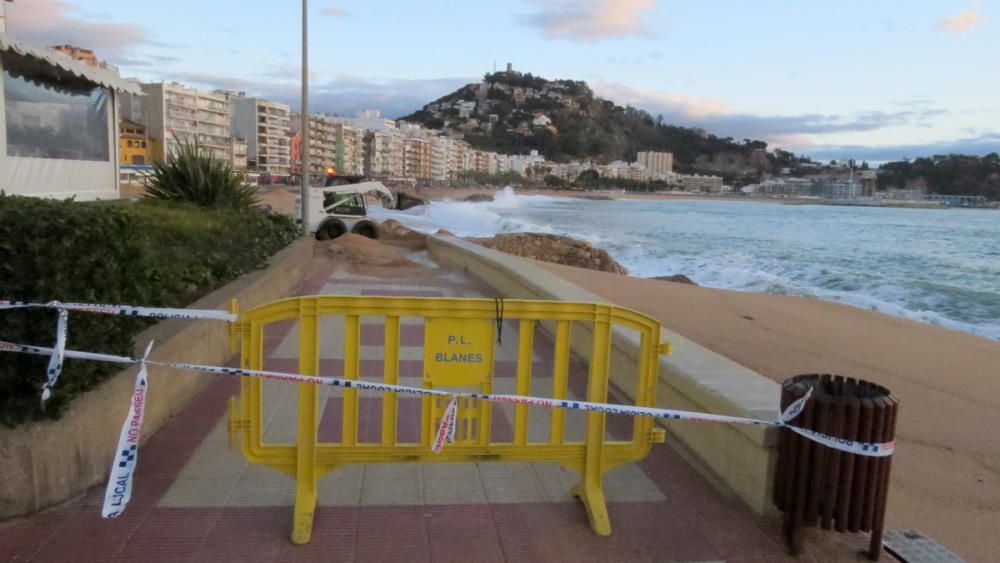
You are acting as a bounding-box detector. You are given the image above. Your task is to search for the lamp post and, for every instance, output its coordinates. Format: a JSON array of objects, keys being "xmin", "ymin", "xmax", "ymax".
[{"xmin": 300, "ymin": 0, "xmax": 310, "ymax": 236}]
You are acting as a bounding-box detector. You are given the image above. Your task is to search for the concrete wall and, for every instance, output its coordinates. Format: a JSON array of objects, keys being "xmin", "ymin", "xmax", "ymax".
[
  {"xmin": 427, "ymin": 235, "xmax": 781, "ymax": 515},
  {"xmin": 0, "ymin": 239, "xmax": 314, "ymax": 519}
]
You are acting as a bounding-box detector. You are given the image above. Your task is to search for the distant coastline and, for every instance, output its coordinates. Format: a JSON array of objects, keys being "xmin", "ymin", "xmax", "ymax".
[{"xmin": 413, "ymin": 185, "xmax": 998, "ymax": 209}]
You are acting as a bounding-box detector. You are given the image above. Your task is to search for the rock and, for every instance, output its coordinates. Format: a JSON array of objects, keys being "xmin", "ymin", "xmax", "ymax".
[
  {"xmin": 470, "ymin": 233, "xmax": 627, "ymax": 275},
  {"xmin": 650, "ymin": 274, "xmax": 698, "ymax": 286},
  {"xmin": 396, "ymin": 191, "xmax": 427, "ymax": 211},
  {"xmin": 461, "ymin": 193, "xmax": 493, "ymax": 202}
]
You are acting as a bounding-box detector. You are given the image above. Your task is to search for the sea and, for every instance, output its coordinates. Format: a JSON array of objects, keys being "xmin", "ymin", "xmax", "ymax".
[{"xmin": 370, "ymin": 188, "xmax": 1000, "ymax": 340}]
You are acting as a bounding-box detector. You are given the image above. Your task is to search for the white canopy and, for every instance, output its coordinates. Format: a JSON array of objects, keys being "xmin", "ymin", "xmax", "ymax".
[{"xmin": 0, "ymin": 33, "xmax": 141, "ymax": 95}]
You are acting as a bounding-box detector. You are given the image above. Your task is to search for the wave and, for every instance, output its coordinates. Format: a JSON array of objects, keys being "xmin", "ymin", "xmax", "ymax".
[{"xmin": 371, "ymin": 188, "xmax": 1000, "ymax": 340}]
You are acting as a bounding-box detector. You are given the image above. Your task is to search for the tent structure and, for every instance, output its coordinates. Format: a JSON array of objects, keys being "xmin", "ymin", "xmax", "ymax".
[{"xmin": 0, "ymin": 33, "xmax": 141, "ymax": 200}]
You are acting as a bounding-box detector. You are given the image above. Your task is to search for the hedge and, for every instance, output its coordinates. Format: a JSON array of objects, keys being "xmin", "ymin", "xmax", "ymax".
[{"xmin": 0, "ymin": 195, "xmax": 298, "ymax": 426}]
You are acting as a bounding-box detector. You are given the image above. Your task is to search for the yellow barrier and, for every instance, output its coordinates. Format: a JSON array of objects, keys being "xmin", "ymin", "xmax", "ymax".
[{"xmin": 227, "ymin": 295, "xmax": 669, "ymax": 544}]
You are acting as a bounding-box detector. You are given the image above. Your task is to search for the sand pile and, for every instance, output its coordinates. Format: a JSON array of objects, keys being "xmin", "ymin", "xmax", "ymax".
[
  {"xmin": 377, "ymin": 219, "xmax": 428, "ymax": 250},
  {"xmin": 320, "ymin": 233, "xmax": 416, "ymax": 267}
]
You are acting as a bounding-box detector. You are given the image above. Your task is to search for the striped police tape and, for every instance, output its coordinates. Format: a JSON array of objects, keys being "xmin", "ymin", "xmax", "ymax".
[
  {"xmin": 0, "ymin": 338, "xmax": 895, "ymax": 517},
  {"xmin": 0, "ymin": 300, "xmax": 235, "ymax": 404}
]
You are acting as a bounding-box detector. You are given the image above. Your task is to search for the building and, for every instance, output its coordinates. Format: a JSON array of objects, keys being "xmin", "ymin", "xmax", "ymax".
[
  {"xmin": 332, "ymin": 122, "xmax": 365, "ymax": 176},
  {"xmin": 290, "ymin": 112, "xmax": 337, "ymax": 176},
  {"xmin": 231, "ymin": 137, "xmax": 248, "ymax": 170},
  {"xmin": 679, "ymin": 174, "xmax": 724, "ymax": 192},
  {"xmin": 636, "ymin": 151, "xmax": 674, "ymax": 178},
  {"xmin": 119, "ymin": 119, "xmax": 150, "ymax": 166},
  {"xmin": 363, "ymin": 129, "xmax": 404, "ymax": 178},
  {"xmin": 402, "ymin": 136, "xmax": 432, "ymax": 180},
  {"xmin": 0, "ymin": 33, "xmax": 140, "ymax": 199},
  {"xmin": 49, "ymin": 44, "xmax": 99, "ymax": 67},
  {"xmin": 125, "ymin": 82, "xmax": 232, "ymax": 164},
  {"xmin": 232, "ymin": 96, "xmax": 291, "ymax": 178}
]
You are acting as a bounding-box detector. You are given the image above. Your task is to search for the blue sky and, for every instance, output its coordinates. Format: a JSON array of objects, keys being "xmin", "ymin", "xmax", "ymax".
[{"xmin": 5, "ymin": 0, "xmax": 998, "ymax": 161}]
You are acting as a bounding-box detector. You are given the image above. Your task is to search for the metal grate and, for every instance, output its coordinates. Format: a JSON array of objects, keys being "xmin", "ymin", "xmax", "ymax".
[{"xmin": 882, "ymin": 529, "xmax": 964, "ymax": 563}]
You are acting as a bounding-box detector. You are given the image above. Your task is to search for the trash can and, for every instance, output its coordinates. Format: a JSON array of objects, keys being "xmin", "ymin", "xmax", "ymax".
[{"xmin": 773, "ymin": 374, "xmax": 899, "ymax": 560}]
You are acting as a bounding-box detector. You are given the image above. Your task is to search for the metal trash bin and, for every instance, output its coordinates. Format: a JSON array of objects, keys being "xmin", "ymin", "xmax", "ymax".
[{"xmin": 774, "ymin": 374, "xmax": 899, "ymax": 559}]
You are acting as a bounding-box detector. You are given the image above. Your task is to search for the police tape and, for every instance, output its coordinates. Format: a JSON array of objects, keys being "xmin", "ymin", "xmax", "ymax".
[
  {"xmin": 0, "ymin": 338, "xmax": 895, "ymax": 459},
  {"xmin": 1, "ymin": 299, "xmax": 235, "ymax": 403},
  {"xmin": 0, "ymin": 299, "xmax": 236, "ymax": 321},
  {"xmin": 0, "ymin": 337, "xmax": 897, "ymax": 518},
  {"xmin": 101, "ymin": 342, "xmax": 154, "ymax": 519}
]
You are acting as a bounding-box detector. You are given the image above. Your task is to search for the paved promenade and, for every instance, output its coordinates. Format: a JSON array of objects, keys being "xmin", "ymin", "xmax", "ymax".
[{"xmin": 1, "ymin": 248, "xmax": 805, "ymax": 562}]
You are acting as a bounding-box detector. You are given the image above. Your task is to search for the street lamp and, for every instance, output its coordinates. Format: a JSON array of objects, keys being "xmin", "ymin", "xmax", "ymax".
[{"xmin": 300, "ymin": 0, "xmax": 310, "ymax": 236}]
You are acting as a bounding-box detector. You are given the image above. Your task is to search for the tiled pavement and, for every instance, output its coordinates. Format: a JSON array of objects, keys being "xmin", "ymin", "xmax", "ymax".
[{"xmin": 1, "ymin": 249, "xmax": 807, "ymax": 562}]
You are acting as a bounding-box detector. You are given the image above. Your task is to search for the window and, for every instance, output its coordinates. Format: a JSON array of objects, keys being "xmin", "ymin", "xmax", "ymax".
[
  {"xmin": 127, "ymin": 140, "xmax": 133, "ymax": 147},
  {"xmin": 140, "ymin": 141, "xmax": 146, "ymax": 148},
  {"xmin": 3, "ymin": 54, "xmax": 110, "ymax": 161}
]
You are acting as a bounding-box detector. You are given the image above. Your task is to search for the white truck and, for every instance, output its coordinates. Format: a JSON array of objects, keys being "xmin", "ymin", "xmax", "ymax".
[{"xmin": 295, "ymin": 178, "xmax": 395, "ymax": 240}]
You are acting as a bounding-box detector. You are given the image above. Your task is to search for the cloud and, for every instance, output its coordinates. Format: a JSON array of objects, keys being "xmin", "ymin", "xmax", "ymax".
[
  {"xmin": 591, "ymin": 80, "xmax": 948, "ymax": 146},
  {"xmin": 935, "ymin": 9, "xmax": 982, "ymax": 32},
  {"xmin": 321, "ymin": 6, "xmax": 349, "ymax": 17},
  {"xmin": 160, "ymin": 70, "xmax": 475, "ymax": 119},
  {"xmin": 799, "ymin": 133, "xmax": 1000, "ymax": 162},
  {"xmin": 520, "ymin": 0, "xmax": 656, "ymax": 42},
  {"xmin": 4, "ymin": 0, "xmax": 149, "ymax": 58}
]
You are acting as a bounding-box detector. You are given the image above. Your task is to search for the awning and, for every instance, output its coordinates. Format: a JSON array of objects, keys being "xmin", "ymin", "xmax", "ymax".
[{"xmin": 0, "ymin": 33, "xmax": 142, "ymax": 95}]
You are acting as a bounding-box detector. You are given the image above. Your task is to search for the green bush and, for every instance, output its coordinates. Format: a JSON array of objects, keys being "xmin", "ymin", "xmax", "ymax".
[
  {"xmin": 144, "ymin": 140, "xmax": 259, "ymax": 209},
  {"xmin": 0, "ymin": 195, "xmax": 298, "ymax": 426}
]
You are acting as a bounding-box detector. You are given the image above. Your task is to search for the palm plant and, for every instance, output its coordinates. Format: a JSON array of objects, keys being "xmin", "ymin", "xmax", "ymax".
[{"xmin": 144, "ymin": 138, "xmax": 259, "ymax": 209}]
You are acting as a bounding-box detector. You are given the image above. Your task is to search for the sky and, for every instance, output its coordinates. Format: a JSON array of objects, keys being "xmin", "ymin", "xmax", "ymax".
[{"xmin": 4, "ymin": 0, "xmax": 998, "ymax": 162}]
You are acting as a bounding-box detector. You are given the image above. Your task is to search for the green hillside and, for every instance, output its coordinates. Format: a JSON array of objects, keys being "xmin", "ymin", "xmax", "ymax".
[{"xmin": 401, "ymin": 70, "xmax": 802, "ymax": 182}]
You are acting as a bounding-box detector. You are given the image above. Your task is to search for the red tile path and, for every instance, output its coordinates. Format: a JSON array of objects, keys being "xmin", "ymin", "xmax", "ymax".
[{"xmin": 0, "ymin": 257, "xmax": 833, "ymax": 562}]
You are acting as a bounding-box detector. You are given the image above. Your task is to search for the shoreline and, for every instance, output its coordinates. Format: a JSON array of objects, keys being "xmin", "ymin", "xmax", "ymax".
[
  {"xmin": 530, "ymin": 259, "xmax": 1000, "ymax": 561},
  {"xmin": 410, "ymin": 185, "xmax": 998, "ymax": 209}
]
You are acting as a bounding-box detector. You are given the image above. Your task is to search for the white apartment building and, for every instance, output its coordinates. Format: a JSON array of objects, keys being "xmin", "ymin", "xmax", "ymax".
[
  {"xmin": 637, "ymin": 151, "xmax": 674, "ymax": 178},
  {"xmin": 290, "ymin": 112, "xmax": 337, "ymax": 176},
  {"xmin": 333, "ymin": 122, "xmax": 365, "ymax": 176},
  {"xmin": 363, "ymin": 129, "xmax": 404, "ymax": 178},
  {"xmin": 352, "ymin": 109, "xmax": 396, "ymax": 133},
  {"xmin": 232, "ymin": 97, "xmax": 291, "ymax": 177},
  {"xmin": 508, "ymin": 150, "xmax": 545, "ymax": 176},
  {"xmin": 128, "ymin": 82, "xmax": 232, "ymax": 163}
]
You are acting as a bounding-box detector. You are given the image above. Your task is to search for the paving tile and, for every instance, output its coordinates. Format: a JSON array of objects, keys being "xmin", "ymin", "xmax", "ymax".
[
  {"xmin": 360, "ymin": 464, "xmax": 423, "ymax": 506},
  {"xmin": 355, "ymin": 505, "xmax": 430, "ymax": 562},
  {"xmin": 194, "ymin": 506, "xmax": 287, "ymax": 562},
  {"xmin": 423, "ymin": 477, "xmax": 487, "ymax": 505},
  {"xmin": 115, "ymin": 507, "xmax": 223, "ymax": 561},
  {"xmin": 425, "ymin": 504, "xmax": 505, "ymax": 563},
  {"xmin": 275, "ymin": 506, "xmax": 359, "ymax": 562},
  {"xmin": 479, "ymin": 463, "xmax": 549, "ymax": 504},
  {"xmin": 317, "ymin": 464, "xmax": 364, "ymax": 507}
]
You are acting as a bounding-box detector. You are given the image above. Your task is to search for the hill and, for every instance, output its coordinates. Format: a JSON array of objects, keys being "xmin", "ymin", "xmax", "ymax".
[{"xmin": 400, "ymin": 70, "xmax": 802, "ymax": 182}]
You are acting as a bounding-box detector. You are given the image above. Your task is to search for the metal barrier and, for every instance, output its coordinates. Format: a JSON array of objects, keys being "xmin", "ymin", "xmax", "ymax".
[{"xmin": 227, "ymin": 295, "xmax": 669, "ymax": 544}]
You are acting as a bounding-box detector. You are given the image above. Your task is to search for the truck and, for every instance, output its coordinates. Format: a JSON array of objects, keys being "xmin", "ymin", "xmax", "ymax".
[{"xmin": 295, "ymin": 175, "xmax": 396, "ymax": 240}]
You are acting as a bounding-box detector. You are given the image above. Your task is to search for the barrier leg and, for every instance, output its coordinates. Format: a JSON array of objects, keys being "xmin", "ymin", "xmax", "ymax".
[
  {"xmin": 291, "ymin": 377, "xmax": 319, "ymax": 544},
  {"xmin": 292, "ymin": 306, "xmax": 320, "ymax": 544},
  {"xmin": 572, "ymin": 309, "xmax": 612, "ymax": 536},
  {"xmin": 571, "ymin": 463, "xmax": 610, "ymax": 536}
]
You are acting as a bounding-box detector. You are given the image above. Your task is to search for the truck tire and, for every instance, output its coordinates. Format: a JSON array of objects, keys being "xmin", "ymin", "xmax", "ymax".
[
  {"xmin": 315, "ymin": 218, "xmax": 347, "ymax": 240},
  {"xmin": 351, "ymin": 220, "xmax": 378, "ymax": 239}
]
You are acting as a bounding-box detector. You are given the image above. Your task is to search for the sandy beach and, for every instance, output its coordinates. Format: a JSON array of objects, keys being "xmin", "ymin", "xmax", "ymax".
[{"xmin": 529, "ymin": 260, "xmax": 1000, "ymax": 561}]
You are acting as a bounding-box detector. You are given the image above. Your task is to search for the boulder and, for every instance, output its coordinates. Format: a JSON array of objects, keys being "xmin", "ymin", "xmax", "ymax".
[
  {"xmin": 396, "ymin": 191, "xmax": 427, "ymax": 211},
  {"xmin": 461, "ymin": 193, "xmax": 493, "ymax": 202},
  {"xmin": 650, "ymin": 274, "xmax": 698, "ymax": 286},
  {"xmin": 470, "ymin": 233, "xmax": 627, "ymax": 275}
]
